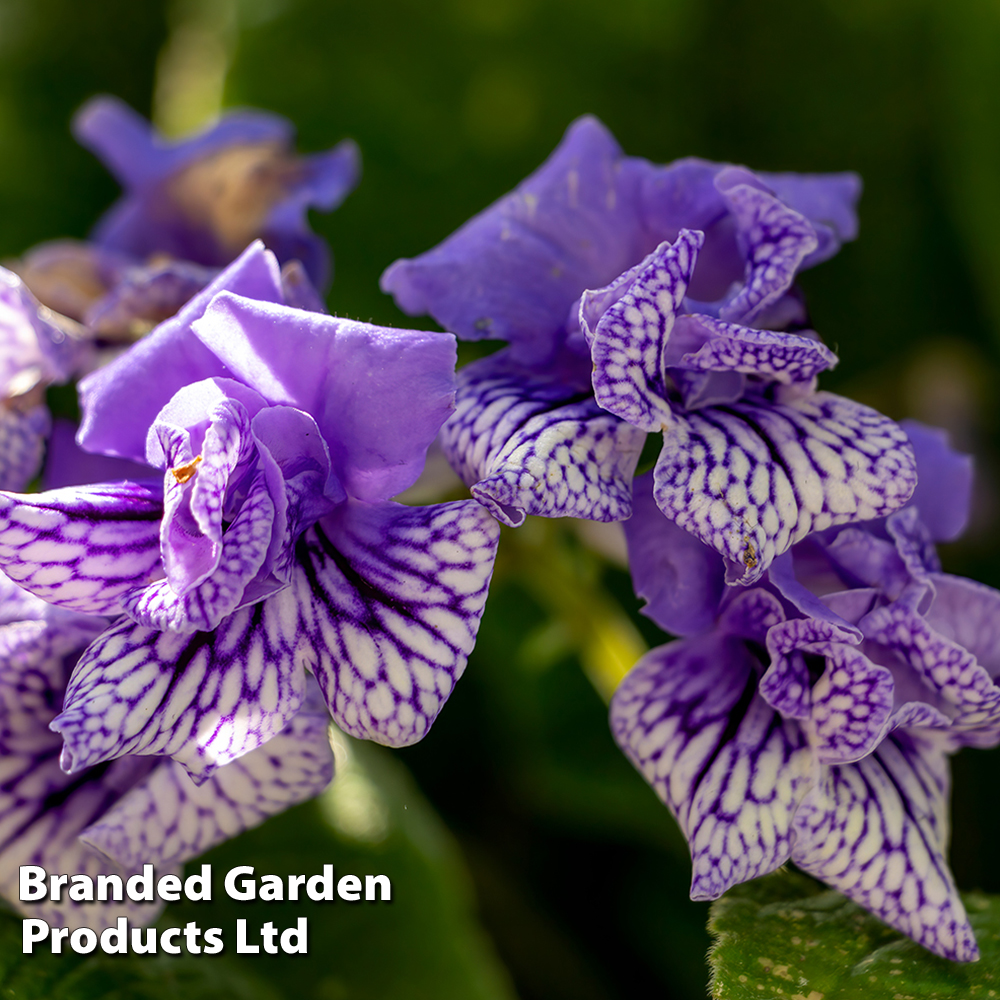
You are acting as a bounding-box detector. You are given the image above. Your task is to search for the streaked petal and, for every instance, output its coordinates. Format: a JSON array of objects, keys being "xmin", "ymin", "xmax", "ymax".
[
  {"xmin": 123, "ymin": 470, "xmax": 274, "ymax": 632},
  {"xmin": 677, "ymin": 316, "xmax": 837, "ymax": 383},
  {"xmin": 766, "ymin": 618, "xmax": 893, "ymax": 764},
  {"xmin": 792, "ymin": 732, "xmax": 978, "ymax": 962},
  {"xmin": 441, "ymin": 351, "xmax": 643, "ymax": 527},
  {"xmin": 611, "ymin": 630, "xmax": 813, "ymax": 900},
  {"xmin": 715, "ymin": 173, "xmax": 819, "ymax": 325},
  {"xmin": 0, "ymin": 483, "xmax": 164, "ymax": 614},
  {"xmin": 584, "ymin": 231, "xmax": 702, "ymax": 432},
  {"xmin": 80, "ymin": 699, "xmax": 333, "ymax": 867},
  {"xmin": 0, "ymin": 405, "xmax": 49, "ymax": 492},
  {"xmin": 51, "ymin": 589, "xmax": 306, "ymax": 782},
  {"xmin": 0, "ymin": 667, "xmax": 163, "ymax": 930},
  {"xmin": 861, "ymin": 594, "xmax": 1000, "ymax": 736},
  {"xmin": 654, "ymin": 392, "xmax": 917, "ymax": 584},
  {"xmin": 293, "ymin": 499, "xmax": 499, "ymax": 746}
]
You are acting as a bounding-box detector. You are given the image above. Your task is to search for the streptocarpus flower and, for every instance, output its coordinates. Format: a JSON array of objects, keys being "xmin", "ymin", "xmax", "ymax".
[
  {"xmin": 0, "ymin": 242, "xmax": 500, "ymax": 784},
  {"xmin": 382, "ymin": 117, "xmax": 916, "ymax": 582},
  {"xmin": 74, "ymin": 95, "xmax": 360, "ymax": 289},
  {"xmin": 0, "ymin": 266, "xmax": 86, "ymax": 490},
  {"xmin": 0, "ymin": 571, "xmax": 334, "ymax": 930},
  {"xmin": 611, "ymin": 426, "xmax": 988, "ymax": 961}
]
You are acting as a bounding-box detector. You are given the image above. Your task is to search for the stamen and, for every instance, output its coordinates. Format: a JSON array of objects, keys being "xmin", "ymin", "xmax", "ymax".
[{"xmin": 170, "ymin": 454, "xmax": 203, "ymax": 484}]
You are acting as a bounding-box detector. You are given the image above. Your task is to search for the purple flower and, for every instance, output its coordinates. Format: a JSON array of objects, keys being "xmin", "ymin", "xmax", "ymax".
[
  {"xmin": 611, "ymin": 427, "xmax": 988, "ymax": 962},
  {"xmin": 382, "ymin": 117, "xmax": 916, "ymax": 582},
  {"xmin": 0, "ymin": 266, "xmax": 88, "ymax": 491},
  {"xmin": 12, "ymin": 239, "xmax": 326, "ymax": 347},
  {"xmin": 0, "ymin": 570, "xmax": 334, "ymax": 930},
  {"xmin": 0, "ymin": 242, "xmax": 499, "ymax": 785},
  {"xmin": 74, "ymin": 96, "xmax": 360, "ymax": 289}
]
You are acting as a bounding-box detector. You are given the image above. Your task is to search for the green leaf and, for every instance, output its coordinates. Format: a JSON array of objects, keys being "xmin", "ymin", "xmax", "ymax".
[{"xmin": 708, "ymin": 869, "xmax": 1000, "ymax": 999}]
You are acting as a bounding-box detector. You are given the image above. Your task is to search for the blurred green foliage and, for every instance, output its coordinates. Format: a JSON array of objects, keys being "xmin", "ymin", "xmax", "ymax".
[{"xmin": 5, "ymin": 0, "xmax": 1000, "ymax": 996}]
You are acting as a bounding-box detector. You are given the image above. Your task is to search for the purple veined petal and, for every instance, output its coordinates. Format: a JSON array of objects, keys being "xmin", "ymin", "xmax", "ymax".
[
  {"xmin": 0, "ymin": 672, "xmax": 165, "ymax": 929},
  {"xmin": 757, "ymin": 170, "xmax": 862, "ymax": 265},
  {"xmin": 584, "ymin": 231, "xmax": 703, "ymax": 433},
  {"xmin": 900, "ymin": 420, "xmax": 974, "ymax": 543},
  {"xmin": 78, "ymin": 241, "xmax": 286, "ymax": 462},
  {"xmin": 440, "ymin": 351, "xmax": 644, "ymax": 527},
  {"xmin": 0, "ymin": 604, "xmax": 107, "ymax": 698},
  {"xmin": 715, "ymin": 173, "xmax": 820, "ymax": 326},
  {"xmin": 675, "ymin": 315, "xmax": 838, "ymax": 383},
  {"xmin": 762, "ymin": 616, "xmax": 864, "ymax": 722},
  {"xmin": 885, "ymin": 506, "xmax": 940, "ymax": 581},
  {"xmin": 0, "ymin": 404, "xmax": 50, "ymax": 492},
  {"xmin": 123, "ymin": 469, "xmax": 275, "ymax": 632},
  {"xmin": 153, "ymin": 389, "xmax": 261, "ymax": 594},
  {"xmin": 80, "ymin": 698, "xmax": 333, "ymax": 868},
  {"xmin": 381, "ymin": 115, "xmax": 661, "ymax": 363},
  {"xmin": 611, "ymin": 631, "xmax": 813, "ymax": 900},
  {"xmin": 791, "ymin": 731, "xmax": 978, "ymax": 962},
  {"xmin": 190, "ymin": 292, "xmax": 457, "ymax": 503},
  {"xmin": 622, "ymin": 471, "xmax": 725, "ymax": 637},
  {"xmin": 293, "ymin": 498, "xmax": 500, "ymax": 746},
  {"xmin": 924, "ymin": 573, "xmax": 1000, "ymax": 677},
  {"xmin": 716, "ymin": 588, "xmax": 787, "ymax": 644},
  {"xmin": 806, "ymin": 643, "xmax": 894, "ymax": 764},
  {"xmin": 0, "ymin": 482, "xmax": 164, "ymax": 614},
  {"xmin": 51, "ymin": 589, "xmax": 306, "ymax": 782},
  {"xmin": 861, "ymin": 593, "xmax": 1000, "ymax": 735},
  {"xmin": 654, "ymin": 391, "xmax": 917, "ymax": 585}
]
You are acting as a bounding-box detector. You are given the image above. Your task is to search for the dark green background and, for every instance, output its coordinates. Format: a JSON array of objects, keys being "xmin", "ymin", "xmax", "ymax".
[{"xmin": 3, "ymin": 0, "xmax": 1000, "ymax": 996}]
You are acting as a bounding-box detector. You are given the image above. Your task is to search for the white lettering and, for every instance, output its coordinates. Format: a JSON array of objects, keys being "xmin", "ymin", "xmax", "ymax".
[
  {"xmin": 21, "ymin": 918, "xmax": 49, "ymax": 953},
  {"xmin": 236, "ymin": 918, "xmax": 259, "ymax": 953},
  {"xmin": 225, "ymin": 866, "xmax": 256, "ymax": 901},
  {"xmin": 19, "ymin": 866, "xmax": 46, "ymax": 901}
]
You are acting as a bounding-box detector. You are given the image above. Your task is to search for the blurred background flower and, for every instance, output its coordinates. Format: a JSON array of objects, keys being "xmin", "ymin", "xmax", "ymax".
[{"xmin": 3, "ymin": 0, "xmax": 1000, "ymax": 996}]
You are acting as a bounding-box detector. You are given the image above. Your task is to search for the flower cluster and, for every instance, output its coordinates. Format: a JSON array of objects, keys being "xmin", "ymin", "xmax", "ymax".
[
  {"xmin": 381, "ymin": 117, "xmax": 989, "ymax": 962},
  {"xmin": 0, "ymin": 96, "xmax": 991, "ymax": 964},
  {"xmin": 0, "ymin": 102, "xmax": 497, "ymax": 929}
]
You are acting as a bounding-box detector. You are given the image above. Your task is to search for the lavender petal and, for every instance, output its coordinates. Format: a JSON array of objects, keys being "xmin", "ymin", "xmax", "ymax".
[
  {"xmin": 584, "ymin": 231, "xmax": 703, "ymax": 432},
  {"xmin": 51, "ymin": 589, "xmax": 306, "ymax": 782},
  {"xmin": 0, "ymin": 483, "xmax": 164, "ymax": 614},
  {"xmin": 441, "ymin": 352, "xmax": 644, "ymax": 527},
  {"xmin": 715, "ymin": 174, "xmax": 819, "ymax": 325},
  {"xmin": 654, "ymin": 392, "xmax": 917, "ymax": 584},
  {"xmin": 611, "ymin": 630, "xmax": 812, "ymax": 900},
  {"xmin": 0, "ymin": 405, "xmax": 50, "ymax": 492},
  {"xmin": 80, "ymin": 699, "xmax": 333, "ymax": 867},
  {"xmin": 677, "ymin": 316, "xmax": 838, "ymax": 384},
  {"xmin": 293, "ymin": 499, "xmax": 499, "ymax": 746},
  {"xmin": 792, "ymin": 732, "xmax": 978, "ymax": 962}
]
